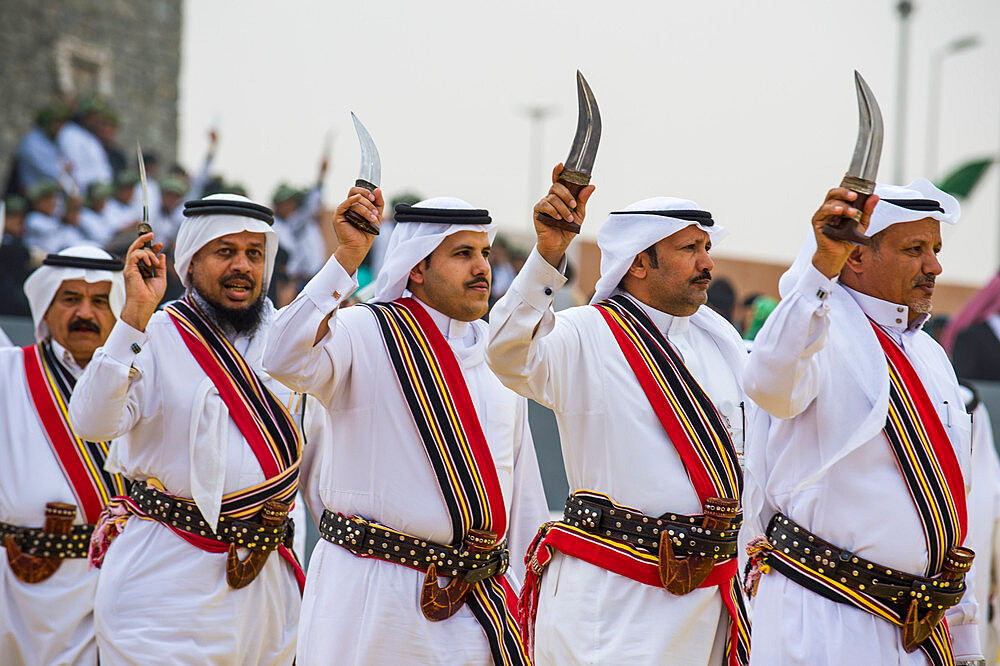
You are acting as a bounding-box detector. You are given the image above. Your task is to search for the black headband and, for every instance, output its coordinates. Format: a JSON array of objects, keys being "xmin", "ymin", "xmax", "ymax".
[
  {"xmin": 183, "ymin": 199, "xmax": 274, "ymax": 225},
  {"xmin": 394, "ymin": 204, "xmax": 491, "ymax": 225},
  {"xmin": 43, "ymin": 254, "xmax": 124, "ymax": 271},
  {"xmin": 609, "ymin": 209, "xmax": 715, "ymax": 226},
  {"xmin": 881, "ymin": 198, "xmax": 944, "ymax": 213}
]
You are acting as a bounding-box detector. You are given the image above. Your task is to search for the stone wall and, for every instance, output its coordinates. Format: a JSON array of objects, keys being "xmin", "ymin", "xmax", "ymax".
[{"xmin": 0, "ymin": 0, "xmax": 181, "ymax": 182}]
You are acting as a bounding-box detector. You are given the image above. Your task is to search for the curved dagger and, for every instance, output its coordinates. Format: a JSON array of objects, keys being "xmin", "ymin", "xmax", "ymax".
[
  {"xmin": 822, "ymin": 70, "xmax": 885, "ymax": 246},
  {"xmin": 344, "ymin": 112, "xmax": 382, "ymax": 236},
  {"xmin": 536, "ymin": 71, "xmax": 602, "ymax": 234}
]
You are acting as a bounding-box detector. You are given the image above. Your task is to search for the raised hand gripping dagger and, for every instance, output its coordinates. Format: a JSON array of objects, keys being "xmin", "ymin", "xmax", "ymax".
[
  {"xmin": 344, "ymin": 112, "xmax": 382, "ymax": 236},
  {"xmin": 822, "ymin": 71, "xmax": 885, "ymax": 246},
  {"xmin": 536, "ymin": 71, "xmax": 602, "ymax": 234},
  {"xmin": 136, "ymin": 142, "xmax": 156, "ymax": 277}
]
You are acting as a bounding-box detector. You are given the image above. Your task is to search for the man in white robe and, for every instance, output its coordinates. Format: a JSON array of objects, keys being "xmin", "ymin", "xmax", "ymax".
[
  {"xmin": 57, "ymin": 96, "xmax": 114, "ymax": 192},
  {"xmin": 263, "ymin": 185, "xmax": 549, "ymax": 665},
  {"xmin": 742, "ymin": 179, "xmax": 984, "ymax": 664},
  {"xmin": 487, "ymin": 165, "xmax": 750, "ymax": 665},
  {"xmin": 0, "ymin": 245, "xmax": 125, "ymax": 665},
  {"xmin": 68, "ymin": 194, "xmax": 302, "ymax": 665}
]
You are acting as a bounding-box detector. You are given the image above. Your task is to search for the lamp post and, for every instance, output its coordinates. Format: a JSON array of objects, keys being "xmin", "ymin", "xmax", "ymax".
[
  {"xmin": 925, "ymin": 34, "xmax": 981, "ymax": 178},
  {"xmin": 893, "ymin": 0, "xmax": 914, "ymax": 184}
]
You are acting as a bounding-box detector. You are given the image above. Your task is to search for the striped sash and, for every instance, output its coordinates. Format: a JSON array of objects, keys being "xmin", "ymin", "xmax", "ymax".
[
  {"xmin": 22, "ymin": 342, "xmax": 128, "ymax": 523},
  {"xmin": 361, "ymin": 298, "xmax": 528, "ymax": 666},
  {"xmin": 161, "ymin": 297, "xmax": 302, "ymax": 584}
]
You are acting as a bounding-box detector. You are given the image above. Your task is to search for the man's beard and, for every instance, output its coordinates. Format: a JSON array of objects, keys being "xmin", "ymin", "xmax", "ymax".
[{"xmin": 191, "ymin": 288, "xmax": 266, "ymax": 336}]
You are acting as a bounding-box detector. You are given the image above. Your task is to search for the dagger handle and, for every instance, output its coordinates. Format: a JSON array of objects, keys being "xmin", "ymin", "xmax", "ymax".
[
  {"xmin": 535, "ymin": 171, "xmax": 589, "ymax": 234},
  {"xmin": 821, "ymin": 174, "xmax": 874, "ymax": 246},
  {"xmin": 136, "ymin": 222, "xmax": 156, "ymax": 278},
  {"xmin": 344, "ymin": 179, "xmax": 380, "ymax": 236}
]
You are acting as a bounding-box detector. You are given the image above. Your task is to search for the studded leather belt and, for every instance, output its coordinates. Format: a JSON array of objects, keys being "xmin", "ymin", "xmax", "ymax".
[
  {"xmin": 563, "ymin": 493, "xmax": 741, "ymax": 560},
  {"xmin": 0, "ymin": 518, "xmax": 92, "ymax": 559},
  {"xmin": 765, "ymin": 513, "xmax": 966, "ymax": 613},
  {"xmin": 319, "ymin": 510, "xmax": 509, "ymax": 583},
  {"xmin": 129, "ymin": 482, "xmax": 293, "ymax": 554}
]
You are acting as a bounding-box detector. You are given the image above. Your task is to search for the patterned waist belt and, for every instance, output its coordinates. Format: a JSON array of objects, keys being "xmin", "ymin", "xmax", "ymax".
[
  {"xmin": 129, "ymin": 482, "xmax": 294, "ymax": 554},
  {"xmin": 319, "ymin": 509, "xmax": 509, "ymax": 583},
  {"xmin": 763, "ymin": 513, "xmax": 967, "ymax": 616},
  {"xmin": 2, "ymin": 502, "xmax": 92, "ymax": 584},
  {"xmin": 563, "ymin": 493, "xmax": 741, "ymax": 561}
]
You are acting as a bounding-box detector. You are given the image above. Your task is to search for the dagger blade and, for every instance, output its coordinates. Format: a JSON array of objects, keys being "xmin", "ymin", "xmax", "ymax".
[
  {"xmin": 846, "ymin": 71, "xmax": 884, "ymax": 182},
  {"xmin": 564, "ymin": 70, "xmax": 602, "ymax": 176},
  {"xmin": 136, "ymin": 142, "xmax": 150, "ymax": 225},
  {"xmin": 351, "ymin": 112, "xmax": 381, "ymax": 188}
]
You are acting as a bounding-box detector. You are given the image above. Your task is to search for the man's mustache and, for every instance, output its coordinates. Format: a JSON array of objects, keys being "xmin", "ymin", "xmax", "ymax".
[
  {"xmin": 690, "ymin": 270, "xmax": 712, "ymax": 284},
  {"xmin": 69, "ymin": 318, "xmax": 100, "ymax": 334},
  {"xmin": 220, "ymin": 272, "xmax": 256, "ymax": 289},
  {"xmin": 913, "ymin": 274, "xmax": 936, "ymax": 288},
  {"xmin": 465, "ymin": 277, "xmax": 490, "ymax": 288}
]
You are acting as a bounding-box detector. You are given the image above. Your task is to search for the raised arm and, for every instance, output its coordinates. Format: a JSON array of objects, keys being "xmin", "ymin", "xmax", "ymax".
[
  {"xmin": 263, "ymin": 186, "xmax": 383, "ymax": 403},
  {"xmin": 744, "ymin": 187, "xmax": 878, "ymax": 419},
  {"xmin": 486, "ymin": 164, "xmax": 595, "ymax": 410},
  {"xmin": 69, "ymin": 232, "xmax": 166, "ymax": 440}
]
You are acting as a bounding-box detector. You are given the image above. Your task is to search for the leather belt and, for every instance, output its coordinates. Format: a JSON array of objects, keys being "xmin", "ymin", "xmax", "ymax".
[
  {"xmin": 319, "ymin": 510, "xmax": 509, "ymax": 583},
  {"xmin": 563, "ymin": 493, "xmax": 741, "ymax": 560},
  {"xmin": 129, "ymin": 482, "xmax": 293, "ymax": 554},
  {"xmin": 765, "ymin": 513, "xmax": 966, "ymax": 614},
  {"xmin": 0, "ymin": 519, "xmax": 92, "ymax": 559}
]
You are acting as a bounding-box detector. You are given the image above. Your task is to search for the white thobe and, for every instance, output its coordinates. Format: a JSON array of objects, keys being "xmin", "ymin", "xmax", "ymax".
[
  {"xmin": 57, "ymin": 122, "xmax": 112, "ymax": 191},
  {"xmin": 101, "ymin": 198, "xmax": 140, "ymax": 235},
  {"xmin": 964, "ymin": 400, "xmax": 1000, "ymax": 663},
  {"xmin": 262, "ymin": 256, "xmax": 550, "ymax": 665},
  {"xmin": 15, "ymin": 127, "xmax": 66, "ymax": 191},
  {"xmin": 67, "ymin": 305, "xmax": 300, "ymax": 665},
  {"xmin": 78, "ymin": 207, "xmax": 114, "ymax": 246},
  {"xmin": 0, "ymin": 341, "xmax": 98, "ymax": 665},
  {"xmin": 487, "ymin": 248, "xmax": 749, "ymax": 665},
  {"xmin": 743, "ymin": 264, "xmax": 980, "ymax": 664}
]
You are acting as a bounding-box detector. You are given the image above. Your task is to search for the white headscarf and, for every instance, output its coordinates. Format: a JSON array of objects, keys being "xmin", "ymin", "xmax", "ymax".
[
  {"xmin": 174, "ymin": 193, "xmax": 279, "ymax": 292},
  {"xmin": 371, "ymin": 196, "xmax": 496, "ymax": 303},
  {"xmin": 590, "ymin": 197, "xmax": 729, "ymax": 304},
  {"xmin": 22, "ymin": 245, "xmax": 125, "ymax": 343},
  {"xmin": 778, "ymin": 178, "xmax": 961, "ymax": 298}
]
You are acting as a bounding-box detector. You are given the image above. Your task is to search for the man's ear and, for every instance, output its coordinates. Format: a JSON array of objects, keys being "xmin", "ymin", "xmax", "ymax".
[
  {"xmin": 625, "ymin": 253, "xmax": 647, "ymax": 280},
  {"xmin": 842, "ymin": 246, "xmax": 867, "ymax": 277},
  {"xmin": 408, "ymin": 262, "xmax": 425, "ymax": 286}
]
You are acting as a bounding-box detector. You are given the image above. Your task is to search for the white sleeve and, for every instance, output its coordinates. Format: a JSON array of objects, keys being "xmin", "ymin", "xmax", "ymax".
[
  {"xmin": 262, "ymin": 255, "xmax": 359, "ymax": 405},
  {"xmin": 486, "ymin": 247, "xmax": 579, "ymax": 411},
  {"xmin": 743, "ymin": 264, "xmax": 835, "ymax": 419},
  {"xmin": 68, "ymin": 320, "xmax": 149, "ymax": 442},
  {"xmin": 505, "ymin": 396, "xmax": 550, "ymax": 589}
]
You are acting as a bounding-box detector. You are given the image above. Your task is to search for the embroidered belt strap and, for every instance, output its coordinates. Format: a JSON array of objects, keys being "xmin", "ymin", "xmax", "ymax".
[
  {"xmin": 761, "ymin": 513, "xmax": 962, "ymax": 666},
  {"xmin": 870, "ymin": 321, "xmax": 967, "ymax": 575},
  {"xmin": 593, "ymin": 295, "xmax": 741, "ymax": 505},
  {"xmin": 22, "ymin": 342, "xmax": 128, "ymax": 522},
  {"xmin": 319, "ymin": 510, "xmax": 510, "ymax": 583},
  {"xmin": 520, "ymin": 491, "xmax": 750, "ymax": 666},
  {"xmin": 360, "ymin": 298, "xmax": 506, "ymax": 542},
  {"xmin": 166, "ymin": 298, "xmax": 300, "ymax": 484},
  {"xmin": 358, "ymin": 299, "xmax": 526, "ymax": 666},
  {"xmin": 90, "ymin": 482, "xmax": 305, "ymax": 593},
  {"xmin": 1, "ymin": 519, "xmax": 92, "ymax": 558}
]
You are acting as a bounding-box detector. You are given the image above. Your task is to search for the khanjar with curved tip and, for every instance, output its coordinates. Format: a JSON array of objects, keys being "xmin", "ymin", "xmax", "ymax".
[
  {"xmin": 535, "ymin": 71, "xmax": 602, "ymax": 234},
  {"xmin": 822, "ymin": 71, "xmax": 885, "ymax": 246},
  {"xmin": 344, "ymin": 112, "xmax": 383, "ymax": 236}
]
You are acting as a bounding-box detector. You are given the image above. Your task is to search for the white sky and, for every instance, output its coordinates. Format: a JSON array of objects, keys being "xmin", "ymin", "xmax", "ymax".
[{"xmin": 178, "ymin": 0, "xmax": 1000, "ymax": 286}]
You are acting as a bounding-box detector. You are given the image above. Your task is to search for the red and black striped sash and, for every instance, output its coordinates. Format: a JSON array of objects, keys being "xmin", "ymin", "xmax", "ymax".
[
  {"xmin": 594, "ymin": 295, "xmax": 741, "ymax": 505},
  {"xmin": 361, "ymin": 298, "xmax": 528, "ymax": 666},
  {"xmin": 22, "ymin": 342, "xmax": 128, "ymax": 523},
  {"xmin": 165, "ymin": 298, "xmax": 300, "ymax": 514},
  {"xmin": 871, "ymin": 321, "xmax": 966, "ymax": 573}
]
